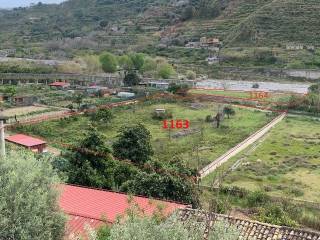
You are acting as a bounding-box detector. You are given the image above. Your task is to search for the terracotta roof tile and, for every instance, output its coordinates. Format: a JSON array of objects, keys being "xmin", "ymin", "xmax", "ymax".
[{"xmin": 179, "ymin": 209, "xmax": 320, "ymax": 240}]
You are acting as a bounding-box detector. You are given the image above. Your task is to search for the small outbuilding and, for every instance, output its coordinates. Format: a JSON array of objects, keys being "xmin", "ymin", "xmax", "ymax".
[
  {"xmin": 49, "ymin": 81, "xmax": 71, "ymax": 90},
  {"xmin": 6, "ymin": 134, "xmax": 47, "ymax": 153},
  {"xmin": 117, "ymin": 92, "xmax": 135, "ymax": 98}
]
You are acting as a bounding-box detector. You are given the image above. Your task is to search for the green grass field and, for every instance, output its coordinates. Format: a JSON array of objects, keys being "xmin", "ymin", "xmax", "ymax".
[
  {"xmin": 15, "ymin": 100, "xmax": 272, "ymax": 169},
  {"xmin": 204, "ymin": 115, "xmax": 320, "ymax": 202}
]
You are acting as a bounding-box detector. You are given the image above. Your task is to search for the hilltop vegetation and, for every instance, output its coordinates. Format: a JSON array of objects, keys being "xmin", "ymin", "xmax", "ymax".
[{"xmin": 1, "ymin": 0, "xmax": 319, "ymax": 50}]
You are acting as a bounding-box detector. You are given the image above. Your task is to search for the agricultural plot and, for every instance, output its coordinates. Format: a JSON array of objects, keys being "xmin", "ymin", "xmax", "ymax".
[
  {"xmin": 206, "ymin": 116, "xmax": 320, "ymax": 202},
  {"xmin": 189, "ymin": 89, "xmax": 293, "ymax": 103},
  {"xmin": 3, "ymin": 106, "xmax": 51, "ymax": 117},
  {"xmin": 14, "ymin": 100, "xmax": 272, "ymax": 169}
]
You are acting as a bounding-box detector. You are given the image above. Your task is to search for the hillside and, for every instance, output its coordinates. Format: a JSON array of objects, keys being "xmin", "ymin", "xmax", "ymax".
[{"xmin": 0, "ymin": 0, "xmax": 319, "ymax": 77}]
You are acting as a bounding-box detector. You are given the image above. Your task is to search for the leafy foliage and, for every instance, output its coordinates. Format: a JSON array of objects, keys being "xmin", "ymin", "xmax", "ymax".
[
  {"xmin": 100, "ymin": 52, "xmax": 118, "ymax": 74},
  {"xmin": 168, "ymin": 83, "xmax": 190, "ymax": 96},
  {"xmin": 123, "ymin": 71, "xmax": 141, "ymax": 86},
  {"xmin": 113, "ymin": 124, "xmax": 154, "ymax": 165},
  {"xmin": 120, "ymin": 172, "xmax": 197, "ymax": 204},
  {"xmin": 223, "ymin": 106, "xmax": 235, "ymax": 119},
  {"xmin": 92, "ymin": 213, "xmax": 240, "ymax": 240},
  {"xmin": 65, "ymin": 126, "xmax": 115, "ymax": 189},
  {"xmin": 90, "ymin": 108, "xmax": 114, "ymax": 123},
  {"xmin": 157, "ymin": 63, "xmax": 175, "ymax": 79},
  {"xmin": 0, "ymin": 150, "xmax": 65, "ymax": 240}
]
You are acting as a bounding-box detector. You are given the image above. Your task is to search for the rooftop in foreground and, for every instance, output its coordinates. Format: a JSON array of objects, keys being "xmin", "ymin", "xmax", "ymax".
[
  {"xmin": 59, "ymin": 184, "xmax": 188, "ymax": 238},
  {"xmin": 5, "ymin": 134, "xmax": 46, "ymax": 147}
]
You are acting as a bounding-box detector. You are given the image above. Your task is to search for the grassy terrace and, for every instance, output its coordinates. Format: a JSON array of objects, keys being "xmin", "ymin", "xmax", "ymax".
[
  {"xmin": 15, "ymin": 100, "xmax": 272, "ymax": 169},
  {"xmin": 203, "ymin": 115, "xmax": 320, "ymax": 202}
]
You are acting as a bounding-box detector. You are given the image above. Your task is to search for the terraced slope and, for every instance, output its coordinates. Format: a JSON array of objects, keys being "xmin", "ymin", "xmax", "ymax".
[{"xmin": 225, "ymin": 0, "xmax": 320, "ymax": 46}]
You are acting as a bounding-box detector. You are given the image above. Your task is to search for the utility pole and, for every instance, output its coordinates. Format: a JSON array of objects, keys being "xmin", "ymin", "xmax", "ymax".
[{"xmin": 0, "ymin": 114, "xmax": 8, "ymax": 158}]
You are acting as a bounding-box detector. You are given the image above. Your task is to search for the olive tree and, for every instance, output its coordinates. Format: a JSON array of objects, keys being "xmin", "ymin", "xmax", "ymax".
[
  {"xmin": 91, "ymin": 213, "xmax": 240, "ymax": 240},
  {"xmin": 0, "ymin": 150, "xmax": 66, "ymax": 240}
]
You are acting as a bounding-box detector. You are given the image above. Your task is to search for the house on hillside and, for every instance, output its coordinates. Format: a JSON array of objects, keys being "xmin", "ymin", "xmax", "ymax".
[
  {"xmin": 0, "ymin": 48, "xmax": 16, "ymax": 57},
  {"xmin": 185, "ymin": 42, "xmax": 200, "ymax": 48},
  {"xmin": 59, "ymin": 184, "xmax": 188, "ymax": 239},
  {"xmin": 148, "ymin": 81, "xmax": 170, "ymax": 89},
  {"xmin": 286, "ymin": 43, "xmax": 304, "ymax": 50},
  {"xmin": 85, "ymin": 86, "xmax": 111, "ymax": 96},
  {"xmin": 200, "ymin": 37, "xmax": 221, "ymax": 48},
  {"xmin": 6, "ymin": 134, "xmax": 47, "ymax": 153},
  {"xmin": 207, "ymin": 56, "xmax": 219, "ymax": 64},
  {"xmin": 49, "ymin": 81, "xmax": 71, "ymax": 90}
]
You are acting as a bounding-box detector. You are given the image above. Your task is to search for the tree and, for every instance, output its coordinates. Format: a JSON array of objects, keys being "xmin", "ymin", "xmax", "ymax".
[
  {"xmin": 308, "ymin": 83, "xmax": 320, "ymax": 94},
  {"xmin": 73, "ymin": 93, "xmax": 84, "ymax": 109},
  {"xmin": 120, "ymin": 172, "xmax": 197, "ymax": 204},
  {"xmin": 182, "ymin": 5, "xmax": 196, "ymax": 21},
  {"xmin": 141, "ymin": 57, "xmax": 157, "ymax": 75},
  {"xmin": 168, "ymin": 83, "xmax": 190, "ymax": 96},
  {"xmin": 93, "ymin": 213, "xmax": 240, "ymax": 240},
  {"xmin": 223, "ymin": 106, "xmax": 235, "ymax": 119},
  {"xmin": 113, "ymin": 124, "xmax": 154, "ymax": 165},
  {"xmin": 65, "ymin": 126, "xmax": 115, "ymax": 189},
  {"xmin": 118, "ymin": 55, "xmax": 134, "ymax": 75},
  {"xmin": 123, "ymin": 71, "xmax": 141, "ymax": 86},
  {"xmin": 157, "ymin": 63, "xmax": 175, "ymax": 79},
  {"xmin": 215, "ymin": 112, "xmax": 223, "ymax": 128},
  {"xmin": 4, "ymin": 86, "xmax": 16, "ymax": 103},
  {"xmin": 186, "ymin": 70, "xmax": 196, "ymax": 80},
  {"xmin": 0, "ymin": 150, "xmax": 65, "ymax": 240},
  {"xmin": 99, "ymin": 52, "xmax": 118, "ymax": 80},
  {"xmin": 129, "ymin": 53, "xmax": 145, "ymax": 73}
]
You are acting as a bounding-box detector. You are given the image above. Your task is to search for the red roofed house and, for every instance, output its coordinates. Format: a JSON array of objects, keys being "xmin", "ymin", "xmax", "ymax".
[
  {"xmin": 59, "ymin": 184, "xmax": 189, "ymax": 239},
  {"xmin": 5, "ymin": 134, "xmax": 47, "ymax": 153},
  {"xmin": 49, "ymin": 81, "xmax": 71, "ymax": 90}
]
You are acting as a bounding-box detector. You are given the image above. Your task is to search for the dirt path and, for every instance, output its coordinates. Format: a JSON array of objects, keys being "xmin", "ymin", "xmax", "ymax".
[{"xmin": 199, "ymin": 112, "xmax": 287, "ymax": 179}]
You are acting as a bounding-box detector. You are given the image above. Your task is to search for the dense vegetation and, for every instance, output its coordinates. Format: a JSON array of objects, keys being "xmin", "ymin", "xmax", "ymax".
[
  {"xmin": 0, "ymin": 149, "xmax": 65, "ymax": 240},
  {"xmin": 91, "ymin": 212, "xmax": 240, "ymax": 240}
]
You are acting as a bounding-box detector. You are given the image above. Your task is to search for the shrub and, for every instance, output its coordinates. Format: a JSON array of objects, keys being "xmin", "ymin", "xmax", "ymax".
[
  {"xmin": 93, "ymin": 213, "xmax": 240, "ymax": 240},
  {"xmin": 151, "ymin": 110, "xmax": 173, "ymax": 120},
  {"xmin": 205, "ymin": 115, "xmax": 214, "ymax": 122},
  {"xmin": 247, "ymin": 191, "xmax": 270, "ymax": 207}
]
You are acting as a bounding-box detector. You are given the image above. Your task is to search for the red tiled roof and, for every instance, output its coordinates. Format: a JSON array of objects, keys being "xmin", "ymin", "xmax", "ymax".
[
  {"xmin": 59, "ymin": 184, "xmax": 188, "ymax": 238},
  {"xmin": 6, "ymin": 134, "xmax": 46, "ymax": 147},
  {"xmin": 49, "ymin": 82, "xmax": 70, "ymax": 87}
]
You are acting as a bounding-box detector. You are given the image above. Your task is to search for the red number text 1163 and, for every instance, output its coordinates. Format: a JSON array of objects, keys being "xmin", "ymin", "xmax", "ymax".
[{"xmin": 163, "ymin": 120, "xmax": 189, "ymax": 129}]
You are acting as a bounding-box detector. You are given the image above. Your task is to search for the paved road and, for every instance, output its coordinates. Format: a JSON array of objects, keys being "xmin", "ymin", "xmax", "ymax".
[{"xmin": 199, "ymin": 112, "xmax": 287, "ymax": 179}]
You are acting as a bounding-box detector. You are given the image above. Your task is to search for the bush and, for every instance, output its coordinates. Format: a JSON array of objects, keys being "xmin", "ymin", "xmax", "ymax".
[
  {"xmin": 151, "ymin": 110, "xmax": 173, "ymax": 120},
  {"xmin": 247, "ymin": 191, "xmax": 270, "ymax": 207},
  {"xmin": 252, "ymin": 83, "xmax": 260, "ymax": 89},
  {"xmin": 167, "ymin": 83, "xmax": 190, "ymax": 96},
  {"xmin": 205, "ymin": 115, "xmax": 214, "ymax": 122},
  {"xmin": 93, "ymin": 213, "xmax": 240, "ymax": 240}
]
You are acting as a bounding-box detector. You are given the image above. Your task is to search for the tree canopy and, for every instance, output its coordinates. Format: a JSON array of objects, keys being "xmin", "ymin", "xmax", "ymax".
[
  {"xmin": 157, "ymin": 63, "xmax": 176, "ymax": 79},
  {"xmin": 65, "ymin": 126, "xmax": 115, "ymax": 189},
  {"xmin": 113, "ymin": 124, "xmax": 154, "ymax": 165},
  {"xmin": 223, "ymin": 106, "xmax": 236, "ymax": 119},
  {"xmin": 123, "ymin": 71, "xmax": 141, "ymax": 86},
  {"xmin": 100, "ymin": 52, "xmax": 118, "ymax": 74},
  {"xmin": 0, "ymin": 150, "xmax": 65, "ymax": 240}
]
